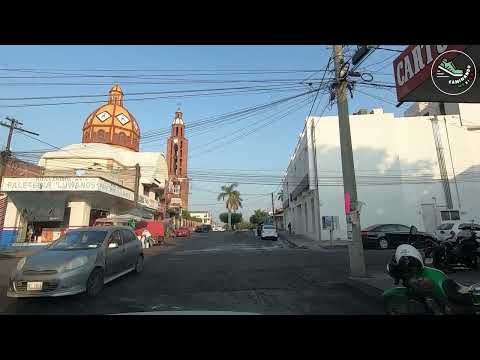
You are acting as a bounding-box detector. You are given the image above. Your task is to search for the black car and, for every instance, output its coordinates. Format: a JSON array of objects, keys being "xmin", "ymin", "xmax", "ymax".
[
  {"xmin": 195, "ymin": 224, "xmax": 212, "ymax": 233},
  {"xmin": 362, "ymin": 223, "xmax": 435, "ymax": 250}
]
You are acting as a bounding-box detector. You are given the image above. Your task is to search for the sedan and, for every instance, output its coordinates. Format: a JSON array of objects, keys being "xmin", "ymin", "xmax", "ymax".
[
  {"xmin": 175, "ymin": 227, "xmax": 190, "ymax": 237},
  {"xmin": 361, "ymin": 224, "xmax": 435, "ymax": 250},
  {"xmin": 261, "ymin": 224, "xmax": 278, "ymax": 241},
  {"xmin": 7, "ymin": 226, "xmax": 144, "ymax": 298}
]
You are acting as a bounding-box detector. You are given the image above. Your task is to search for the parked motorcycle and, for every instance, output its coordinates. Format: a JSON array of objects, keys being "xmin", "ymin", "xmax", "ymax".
[
  {"xmin": 383, "ymin": 243, "xmax": 480, "ymax": 315},
  {"xmin": 426, "ymin": 227, "xmax": 479, "ymax": 272}
]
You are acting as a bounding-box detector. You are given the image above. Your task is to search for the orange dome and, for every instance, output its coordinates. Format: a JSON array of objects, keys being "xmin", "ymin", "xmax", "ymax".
[{"xmin": 82, "ymin": 84, "xmax": 140, "ymax": 151}]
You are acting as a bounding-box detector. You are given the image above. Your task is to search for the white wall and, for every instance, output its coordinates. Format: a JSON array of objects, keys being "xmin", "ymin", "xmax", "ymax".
[{"xmin": 287, "ymin": 110, "xmax": 480, "ymax": 240}]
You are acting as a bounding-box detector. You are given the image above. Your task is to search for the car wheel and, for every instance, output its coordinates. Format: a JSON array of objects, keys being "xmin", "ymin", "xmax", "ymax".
[
  {"xmin": 378, "ymin": 237, "xmax": 389, "ymax": 250},
  {"xmin": 135, "ymin": 255, "xmax": 144, "ymax": 274},
  {"xmin": 86, "ymin": 268, "xmax": 104, "ymax": 297}
]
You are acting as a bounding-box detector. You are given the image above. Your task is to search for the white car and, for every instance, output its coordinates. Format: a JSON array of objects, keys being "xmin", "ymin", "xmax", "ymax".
[
  {"xmin": 261, "ymin": 224, "xmax": 278, "ymax": 241},
  {"xmin": 434, "ymin": 222, "xmax": 480, "ymax": 242}
]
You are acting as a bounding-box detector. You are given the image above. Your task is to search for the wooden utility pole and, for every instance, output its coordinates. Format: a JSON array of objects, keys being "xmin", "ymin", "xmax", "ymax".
[{"xmin": 0, "ymin": 117, "xmax": 39, "ymax": 188}]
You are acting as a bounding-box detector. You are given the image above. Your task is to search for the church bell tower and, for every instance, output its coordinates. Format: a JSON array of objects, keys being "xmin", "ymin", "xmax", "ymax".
[{"xmin": 166, "ymin": 109, "xmax": 189, "ymax": 212}]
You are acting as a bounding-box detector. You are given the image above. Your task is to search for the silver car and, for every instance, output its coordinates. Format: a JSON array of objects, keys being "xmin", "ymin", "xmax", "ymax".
[{"xmin": 7, "ymin": 226, "xmax": 144, "ymax": 298}]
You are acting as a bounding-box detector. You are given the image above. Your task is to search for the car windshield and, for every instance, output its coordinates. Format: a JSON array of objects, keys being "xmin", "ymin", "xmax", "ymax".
[
  {"xmin": 263, "ymin": 225, "xmax": 274, "ymax": 229},
  {"xmin": 48, "ymin": 231, "xmax": 108, "ymax": 250},
  {"xmin": 437, "ymin": 223, "xmax": 454, "ymax": 230}
]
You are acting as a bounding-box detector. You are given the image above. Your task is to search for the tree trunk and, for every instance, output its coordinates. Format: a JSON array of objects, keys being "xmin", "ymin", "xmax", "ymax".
[{"xmin": 228, "ymin": 209, "xmax": 232, "ymax": 231}]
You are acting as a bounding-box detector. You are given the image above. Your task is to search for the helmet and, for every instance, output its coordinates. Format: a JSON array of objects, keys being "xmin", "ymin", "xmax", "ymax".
[{"xmin": 387, "ymin": 244, "xmax": 424, "ymax": 281}]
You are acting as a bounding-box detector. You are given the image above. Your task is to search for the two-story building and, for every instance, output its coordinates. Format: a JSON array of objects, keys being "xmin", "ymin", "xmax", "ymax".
[{"xmin": 282, "ymin": 103, "xmax": 480, "ymax": 243}]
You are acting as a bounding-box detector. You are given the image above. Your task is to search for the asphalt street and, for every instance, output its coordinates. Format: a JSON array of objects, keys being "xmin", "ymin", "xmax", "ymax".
[{"xmin": 0, "ymin": 230, "xmax": 386, "ymax": 314}]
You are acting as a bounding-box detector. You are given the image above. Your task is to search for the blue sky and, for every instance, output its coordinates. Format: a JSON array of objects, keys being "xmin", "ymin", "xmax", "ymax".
[{"xmin": 0, "ymin": 45, "xmax": 406, "ymax": 222}]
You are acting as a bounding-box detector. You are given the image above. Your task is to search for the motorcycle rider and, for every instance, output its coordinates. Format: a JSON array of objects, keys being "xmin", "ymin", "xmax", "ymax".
[
  {"xmin": 387, "ymin": 244, "xmax": 446, "ymax": 313},
  {"xmin": 386, "ymin": 244, "xmax": 480, "ymax": 314}
]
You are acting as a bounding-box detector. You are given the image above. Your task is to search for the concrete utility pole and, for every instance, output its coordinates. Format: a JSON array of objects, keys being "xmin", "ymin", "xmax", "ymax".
[
  {"xmin": 0, "ymin": 117, "xmax": 39, "ymax": 188},
  {"xmin": 332, "ymin": 45, "xmax": 366, "ymax": 277},
  {"xmin": 271, "ymin": 192, "xmax": 276, "ymax": 229}
]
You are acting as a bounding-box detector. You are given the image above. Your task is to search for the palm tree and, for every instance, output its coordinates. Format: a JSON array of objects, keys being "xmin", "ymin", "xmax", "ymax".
[
  {"xmin": 277, "ymin": 190, "xmax": 284, "ymax": 203},
  {"xmin": 217, "ymin": 183, "xmax": 243, "ymax": 230}
]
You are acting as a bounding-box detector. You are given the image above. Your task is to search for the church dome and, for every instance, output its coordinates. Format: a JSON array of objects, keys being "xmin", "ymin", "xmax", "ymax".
[{"xmin": 82, "ymin": 84, "xmax": 140, "ymax": 151}]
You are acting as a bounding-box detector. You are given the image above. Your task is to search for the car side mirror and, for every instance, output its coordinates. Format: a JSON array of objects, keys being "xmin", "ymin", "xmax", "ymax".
[
  {"xmin": 108, "ymin": 242, "xmax": 119, "ymax": 249},
  {"xmin": 410, "ymin": 226, "xmax": 418, "ymax": 236}
]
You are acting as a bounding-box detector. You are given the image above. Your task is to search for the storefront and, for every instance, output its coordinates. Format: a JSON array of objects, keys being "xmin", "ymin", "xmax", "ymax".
[{"xmin": 0, "ymin": 176, "xmax": 158, "ymax": 245}]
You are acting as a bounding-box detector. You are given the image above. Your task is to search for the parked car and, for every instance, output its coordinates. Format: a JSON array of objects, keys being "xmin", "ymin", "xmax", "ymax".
[
  {"xmin": 434, "ymin": 222, "xmax": 462, "ymax": 242},
  {"xmin": 261, "ymin": 224, "xmax": 278, "ymax": 241},
  {"xmin": 361, "ymin": 223, "xmax": 435, "ymax": 250},
  {"xmin": 195, "ymin": 225, "xmax": 210, "ymax": 233},
  {"xmin": 456, "ymin": 223, "xmax": 480, "ymax": 241},
  {"xmin": 175, "ymin": 227, "xmax": 190, "ymax": 237},
  {"xmin": 7, "ymin": 226, "xmax": 143, "ymax": 298}
]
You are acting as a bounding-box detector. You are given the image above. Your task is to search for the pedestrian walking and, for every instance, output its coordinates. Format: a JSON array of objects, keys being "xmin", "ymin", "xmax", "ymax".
[{"xmin": 288, "ymin": 222, "xmax": 292, "ymax": 235}]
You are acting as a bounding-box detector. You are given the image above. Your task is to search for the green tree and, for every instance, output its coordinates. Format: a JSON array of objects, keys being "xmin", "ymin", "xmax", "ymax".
[
  {"xmin": 217, "ymin": 183, "xmax": 243, "ymax": 230},
  {"xmin": 249, "ymin": 209, "xmax": 268, "ymax": 224},
  {"xmin": 219, "ymin": 212, "xmax": 242, "ymax": 229},
  {"xmin": 237, "ymin": 221, "xmax": 254, "ymax": 230},
  {"xmin": 277, "ymin": 190, "xmax": 285, "ymax": 202}
]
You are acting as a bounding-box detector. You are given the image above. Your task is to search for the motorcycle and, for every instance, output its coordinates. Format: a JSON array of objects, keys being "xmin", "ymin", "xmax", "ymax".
[
  {"xmin": 426, "ymin": 227, "xmax": 479, "ymax": 272},
  {"xmin": 383, "ymin": 243, "xmax": 480, "ymax": 315}
]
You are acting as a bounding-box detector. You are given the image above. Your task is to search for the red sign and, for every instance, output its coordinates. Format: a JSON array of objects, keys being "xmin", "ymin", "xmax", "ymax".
[
  {"xmin": 393, "ymin": 45, "xmax": 468, "ymax": 102},
  {"xmin": 344, "ymin": 192, "xmax": 350, "ymax": 214}
]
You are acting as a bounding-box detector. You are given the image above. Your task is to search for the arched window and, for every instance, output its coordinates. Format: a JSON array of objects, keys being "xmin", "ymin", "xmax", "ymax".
[
  {"xmin": 176, "ymin": 127, "xmax": 179, "ymax": 136},
  {"xmin": 118, "ymin": 132, "xmax": 126, "ymax": 144},
  {"xmin": 97, "ymin": 129, "xmax": 106, "ymax": 141}
]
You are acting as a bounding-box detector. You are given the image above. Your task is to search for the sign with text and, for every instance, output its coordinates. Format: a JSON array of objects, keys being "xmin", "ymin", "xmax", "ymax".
[
  {"xmin": 393, "ymin": 45, "xmax": 480, "ymax": 103},
  {"xmin": 138, "ymin": 194, "xmax": 159, "ymax": 210},
  {"xmin": 1, "ymin": 177, "xmax": 134, "ymax": 201}
]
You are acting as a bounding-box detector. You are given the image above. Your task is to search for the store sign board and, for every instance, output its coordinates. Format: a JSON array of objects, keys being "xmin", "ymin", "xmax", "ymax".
[
  {"xmin": 1, "ymin": 177, "xmax": 134, "ymax": 201},
  {"xmin": 138, "ymin": 194, "xmax": 159, "ymax": 210},
  {"xmin": 393, "ymin": 45, "xmax": 480, "ymax": 103}
]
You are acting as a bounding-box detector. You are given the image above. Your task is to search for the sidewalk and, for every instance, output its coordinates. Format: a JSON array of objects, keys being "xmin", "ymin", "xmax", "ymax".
[{"xmin": 278, "ymin": 231, "xmax": 350, "ymax": 250}]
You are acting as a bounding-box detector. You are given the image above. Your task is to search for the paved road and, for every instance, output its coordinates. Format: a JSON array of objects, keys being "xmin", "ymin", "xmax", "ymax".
[{"xmin": 0, "ymin": 231, "xmax": 383, "ymax": 314}]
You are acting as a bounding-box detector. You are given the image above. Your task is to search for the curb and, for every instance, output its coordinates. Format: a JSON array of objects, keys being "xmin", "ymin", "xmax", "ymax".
[
  {"xmin": 278, "ymin": 234, "xmax": 303, "ymax": 249},
  {"xmin": 344, "ymin": 276, "xmax": 384, "ymax": 300}
]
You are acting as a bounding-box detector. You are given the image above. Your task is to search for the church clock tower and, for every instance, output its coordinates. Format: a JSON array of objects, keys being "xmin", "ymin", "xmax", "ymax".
[{"xmin": 166, "ymin": 109, "xmax": 189, "ymax": 213}]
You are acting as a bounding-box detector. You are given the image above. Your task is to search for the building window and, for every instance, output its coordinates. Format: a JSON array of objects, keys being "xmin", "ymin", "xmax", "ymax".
[
  {"xmin": 97, "ymin": 129, "xmax": 105, "ymax": 141},
  {"xmin": 143, "ymin": 185, "xmax": 149, "ymax": 197},
  {"xmin": 181, "ymin": 128, "xmax": 183, "ymax": 137},
  {"xmin": 176, "ymin": 127, "xmax": 179, "ymax": 136}
]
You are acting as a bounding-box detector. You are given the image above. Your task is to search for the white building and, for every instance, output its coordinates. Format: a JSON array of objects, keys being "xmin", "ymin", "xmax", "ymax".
[
  {"xmin": 190, "ymin": 210, "xmax": 212, "ymax": 225},
  {"xmin": 282, "ymin": 103, "xmax": 480, "ymax": 243},
  {"xmin": 0, "ymin": 85, "xmax": 168, "ymax": 245}
]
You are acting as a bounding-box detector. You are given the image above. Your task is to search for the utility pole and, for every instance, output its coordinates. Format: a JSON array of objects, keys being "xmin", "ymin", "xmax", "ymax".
[
  {"xmin": 0, "ymin": 117, "xmax": 40, "ymax": 189},
  {"xmin": 333, "ymin": 45, "xmax": 366, "ymax": 277},
  {"xmin": 271, "ymin": 192, "xmax": 276, "ymax": 229},
  {"xmin": 134, "ymin": 163, "xmax": 140, "ymax": 205}
]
